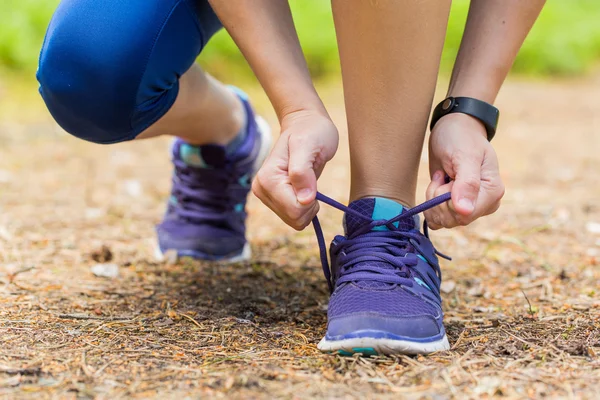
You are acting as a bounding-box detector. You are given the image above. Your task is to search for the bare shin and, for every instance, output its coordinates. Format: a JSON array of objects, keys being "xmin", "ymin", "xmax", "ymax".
[{"xmin": 332, "ymin": 0, "xmax": 451, "ymax": 206}]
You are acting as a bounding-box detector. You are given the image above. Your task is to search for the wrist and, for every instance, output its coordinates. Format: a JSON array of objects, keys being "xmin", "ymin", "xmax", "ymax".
[
  {"xmin": 446, "ymin": 78, "xmax": 500, "ymax": 105},
  {"xmin": 432, "ymin": 113, "xmax": 488, "ymax": 140},
  {"xmin": 279, "ymin": 101, "xmax": 330, "ymax": 123},
  {"xmin": 270, "ymin": 81, "xmax": 328, "ymax": 122},
  {"xmin": 431, "ymin": 96, "xmax": 499, "ymax": 141}
]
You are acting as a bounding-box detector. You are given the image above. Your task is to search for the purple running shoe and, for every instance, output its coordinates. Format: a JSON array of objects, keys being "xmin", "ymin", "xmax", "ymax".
[
  {"xmin": 156, "ymin": 90, "xmax": 271, "ymax": 262},
  {"xmin": 313, "ymin": 193, "xmax": 452, "ymax": 355}
]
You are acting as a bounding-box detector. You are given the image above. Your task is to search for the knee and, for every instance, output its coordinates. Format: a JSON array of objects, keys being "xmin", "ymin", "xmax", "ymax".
[
  {"xmin": 38, "ymin": 0, "xmax": 209, "ymax": 145},
  {"xmin": 37, "ymin": 32, "xmax": 145, "ymax": 144}
]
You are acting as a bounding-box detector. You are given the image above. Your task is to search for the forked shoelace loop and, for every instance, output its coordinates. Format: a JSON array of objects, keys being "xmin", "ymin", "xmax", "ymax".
[{"xmin": 312, "ymin": 192, "xmax": 452, "ymax": 293}]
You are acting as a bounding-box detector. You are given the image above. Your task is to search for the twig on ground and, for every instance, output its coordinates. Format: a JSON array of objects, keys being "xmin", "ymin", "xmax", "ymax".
[
  {"xmin": 0, "ymin": 365, "xmax": 42, "ymax": 375},
  {"xmin": 57, "ymin": 314, "xmax": 132, "ymax": 321},
  {"xmin": 179, "ymin": 313, "xmax": 202, "ymax": 329}
]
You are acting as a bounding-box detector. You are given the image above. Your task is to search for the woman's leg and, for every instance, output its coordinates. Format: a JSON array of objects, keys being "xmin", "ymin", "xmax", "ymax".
[
  {"xmin": 37, "ymin": 0, "xmax": 242, "ymax": 146},
  {"xmin": 317, "ymin": 0, "xmax": 454, "ymax": 356},
  {"xmin": 331, "ymin": 0, "xmax": 451, "ymax": 207},
  {"xmin": 37, "ymin": 0, "xmax": 270, "ymax": 260}
]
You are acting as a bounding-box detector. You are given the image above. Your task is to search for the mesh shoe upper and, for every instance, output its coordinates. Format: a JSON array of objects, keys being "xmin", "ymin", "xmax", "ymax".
[{"xmin": 324, "ymin": 197, "xmax": 446, "ymax": 340}]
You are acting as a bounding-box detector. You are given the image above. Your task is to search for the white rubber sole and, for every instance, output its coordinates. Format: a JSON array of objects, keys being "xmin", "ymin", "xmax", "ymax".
[
  {"xmin": 317, "ymin": 334, "xmax": 450, "ymax": 356},
  {"xmin": 154, "ymin": 242, "xmax": 252, "ymax": 264}
]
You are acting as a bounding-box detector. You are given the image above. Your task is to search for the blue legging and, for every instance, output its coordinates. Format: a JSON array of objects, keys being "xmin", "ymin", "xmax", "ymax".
[{"xmin": 37, "ymin": 0, "xmax": 222, "ymax": 144}]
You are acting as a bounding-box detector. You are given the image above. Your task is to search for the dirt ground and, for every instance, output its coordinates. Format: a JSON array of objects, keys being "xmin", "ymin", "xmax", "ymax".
[{"xmin": 0, "ymin": 73, "xmax": 599, "ymax": 399}]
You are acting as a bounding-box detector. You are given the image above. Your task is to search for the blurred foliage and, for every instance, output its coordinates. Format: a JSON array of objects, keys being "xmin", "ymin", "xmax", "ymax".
[
  {"xmin": 3, "ymin": 0, "xmax": 600, "ymax": 80},
  {"xmin": 1, "ymin": 0, "xmax": 57, "ymax": 70}
]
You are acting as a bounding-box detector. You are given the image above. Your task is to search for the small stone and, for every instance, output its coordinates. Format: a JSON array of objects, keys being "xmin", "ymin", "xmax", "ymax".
[
  {"xmin": 472, "ymin": 306, "xmax": 495, "ymax": 313},
  {"xmin": 91, "ymin": 263, "xmax": 119, "ymax": 278},
  {"xmin": 468, "ymin": 285, "xmax": 485, "ymax": 297},
  {"xmin": 85, "ymin": 208, "xmax": 105, "ymax": 220},
  {"xmin": 123, "ymin": 179, "xmax": 143, "ymax": 197},
  {"xmin": 0, "ymin": 226, "xmax": 12, "ymax": 242},
  {"xmin": 586, "ymin": 222, "xmax": 600, "ymax": 234},
  {"xmin": 587, "ymin": 248, "xmax": 599, "ymax": 257},
  {"xmin": 440, "ymin": 280, "xmax": 456, "ymax": 294},
  {"xmin": 0, "ymin": 169, "xmax": 13, "ymax": 184}
]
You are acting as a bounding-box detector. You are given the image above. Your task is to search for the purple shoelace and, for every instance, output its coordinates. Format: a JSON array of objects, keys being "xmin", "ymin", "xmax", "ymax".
[
  {"xmin": 172, "ymin": 158, "xmax": 242, "ymax": 223},
  {"xmin": 312, "ymin": 192, "xmax": 452, "ymax": 293}
]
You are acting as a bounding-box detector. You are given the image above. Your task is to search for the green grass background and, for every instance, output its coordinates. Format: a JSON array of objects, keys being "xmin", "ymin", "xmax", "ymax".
[{"xmin": 2, "ymin": 0, "xmax": 600, "ymax": 80}]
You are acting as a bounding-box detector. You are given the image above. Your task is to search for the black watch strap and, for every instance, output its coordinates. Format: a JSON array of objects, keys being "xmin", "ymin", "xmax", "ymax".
[{"xmin": 430, "ymin": 96, "xmax": 499, "ymax": 141}]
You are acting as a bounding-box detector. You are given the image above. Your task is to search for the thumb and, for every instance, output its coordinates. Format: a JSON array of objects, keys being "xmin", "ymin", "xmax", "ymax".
[
  {"xmin": 451, "ymin": 156, "xmax": 482, "ymax": 216},
  {"xmin": 288, "ymin": 145, "xmax": 317, "ymax": 205}
]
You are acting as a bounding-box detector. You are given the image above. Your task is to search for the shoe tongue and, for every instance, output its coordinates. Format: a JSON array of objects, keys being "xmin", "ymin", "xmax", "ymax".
[
  {"xmin": 174, "ymin": 139, "xmax": 226, "ymax": 168},
  {"xmin": 344, "ymin": 197, "xmax": 415, "ymax": 235},
  {"xmin": 343, "ymin": 197, "xmax": 417, "ymax": 289}
]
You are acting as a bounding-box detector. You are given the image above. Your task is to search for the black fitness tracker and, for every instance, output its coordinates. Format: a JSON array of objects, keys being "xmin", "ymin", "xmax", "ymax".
[{"xmin": 430, "ymin": 96, "xmax": 499, "ymax": 141}]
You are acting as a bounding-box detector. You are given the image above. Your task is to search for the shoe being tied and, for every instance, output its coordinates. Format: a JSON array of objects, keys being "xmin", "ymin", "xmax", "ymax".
[{"xmin": 313, "ymin": 193, "xmax": 452, "ymax": 355}]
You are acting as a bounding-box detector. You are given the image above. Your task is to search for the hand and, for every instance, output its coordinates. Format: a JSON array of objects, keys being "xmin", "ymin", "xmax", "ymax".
[
  {"xmin": 252, "ymin": 109, "xmax": 339, "ymax": 230},
  {"xmin": 424, "ymin": 113, "xmax": 505, "ymax": 230}
]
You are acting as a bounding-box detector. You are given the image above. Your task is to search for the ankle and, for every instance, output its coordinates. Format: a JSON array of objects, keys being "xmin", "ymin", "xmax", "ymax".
[
  {"xmin": 222, "ymin": 92, "xmax": 247, "ymax": 143},
  {"xmin": 178, "ymin": 92, "xmax": 245, "ymax": 146},
  {"xmin": 350, "ymin": 189, "xmax": 415, "ymax": 209}
]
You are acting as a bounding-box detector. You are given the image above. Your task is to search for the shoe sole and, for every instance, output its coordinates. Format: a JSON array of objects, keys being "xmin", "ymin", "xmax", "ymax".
[
  {"xmin": 317, "ymin": 333, "xmax": 450, "ymax": 356},
  {"xmin": 155, "ymin": 115, "xmax": 272, "ymax": 264},
  {"xmin": 154, "ymin": 242, "xmax": 252, "ymax": 264}
]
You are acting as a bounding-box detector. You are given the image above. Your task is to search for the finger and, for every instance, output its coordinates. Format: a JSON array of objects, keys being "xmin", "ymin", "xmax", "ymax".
[
  {"xmin": 434, "ymin": 201, "xmax": 459, "ymax": 229},
  {"xmin": 287, "ymin": 135, "xmax": 318, "ymax": 205},
  {"xmin": 427, "ymin": 220, "xmax": 443, "ymax": 231},
  {"xmin": 424, "ymin": 170, "xmax": 446, "ymax": 228},
  {"xmin": 483, "ymin": 199, "xmax": 501, "ymax": 216},
  {"xmin": 261, "ymin": 185, "xmax": 317, "ymax": 230},
  {"xmin": 462, "ymin": 150, "xmax": 504, "ymax": 220},
  {"xmin": 426, "ymin": 181, "xmax": 457, "ymax": 230},
  {"xmin": 451, "ymin": 154, "xmax": 482, "ymax": 216},
  {"xmin": 426, "ymin": 170, "xmax": 445, "ymax": 200},
  {"xmin": 477, "ymin": 150, "xmax": 505, "ymax": 214},
  {"xmin": 438, "ymin": 182, "xmax": 458, "ymax": 228},
  {"xmin": 253, "ymin": 168, "xmax": 319, "ymax": 230}
]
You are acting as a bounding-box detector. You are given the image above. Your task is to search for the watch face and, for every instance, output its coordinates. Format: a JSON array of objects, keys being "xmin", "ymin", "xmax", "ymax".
[{"xmin": 442, "ymin": 98, "xmax": 453, "ymax": 111}]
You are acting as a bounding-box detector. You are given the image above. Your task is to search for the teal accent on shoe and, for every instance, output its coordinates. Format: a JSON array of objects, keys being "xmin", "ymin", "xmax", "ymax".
[
  {"xmin": 227, "ymin": 85, "xmax": 249, "ymax": 101},
  {"xmin": 234, "ymin": 203, "xmax": 244, "ymax": 213},
  {"xmin": 180, "ymin": 144, "xmax": 208, "ymax": 168},
  {"xmin": 414, "ymin": 277, "xmax": 432, "ymax": 291},
  {"xmin": 371, "ymin": 198, "xmax": 403, "ymax": 231},
  {"xmin": 169, "ymin": 195, "xmax": 178, "ymax": 205},
  {"xmin": 352, "ymin": 347, "xmax": 378, "ymax": 356},
  {"xmin": 238, "ymin": 173, "xmax": 251, "ymax": 188},
  {"xmin": 415, "ymin": 255, "xmax": 432, "ymax": 291},
  {"xmin": 337, "ymin": 347, "xmax": 378, "ymax": 357}
]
